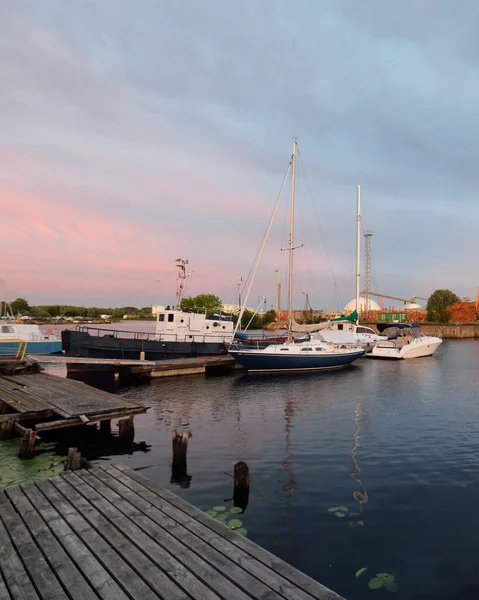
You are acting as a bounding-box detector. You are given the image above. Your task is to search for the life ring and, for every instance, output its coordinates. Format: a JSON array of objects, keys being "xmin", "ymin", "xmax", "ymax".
[{"xmin": 348, "ymin": 325, "xmax": 354, "ymax": 332}]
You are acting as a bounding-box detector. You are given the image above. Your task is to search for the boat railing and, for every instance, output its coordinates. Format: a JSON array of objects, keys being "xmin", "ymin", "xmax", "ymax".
[
  {"xmin": 0, "ymin": 338, "xmax": 28, "ymax": 360},
  {"xmin": 73, "ymin": 325, "xmax": 234, "ymax": 344}
]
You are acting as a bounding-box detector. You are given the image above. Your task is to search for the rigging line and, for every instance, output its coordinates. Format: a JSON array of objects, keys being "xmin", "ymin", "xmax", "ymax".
[
  {"xmin": 240, "ymin": 161, "xmax": 292, "ymax": 293},
  {"xmin": 233, "ymin": 160, "xmax": 292, "ymax": 336},
  {"xmin": 296, "ymin": 150, "xmax": 343, "ymax": 309}
]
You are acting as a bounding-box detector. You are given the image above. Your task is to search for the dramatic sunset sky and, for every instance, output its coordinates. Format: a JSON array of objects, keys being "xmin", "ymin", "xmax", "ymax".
[{"xmin": 1, "ymin": 1, "xmax": 478, "ymax": 310}]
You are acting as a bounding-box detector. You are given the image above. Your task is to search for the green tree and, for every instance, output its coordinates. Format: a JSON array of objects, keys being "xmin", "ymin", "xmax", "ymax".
[
  {"xmin": 181, "ymin": 294, "xmax": 222, "ymax": 311},
  {"xmin": 10, "ymin": 297, "xmax": 30, "ymax": 315},
  {"xmin": 261, "ymin": 310, "xmax": 277, "ymax": 326},
  {"xmin": 427, "ymin": 289, "xmax": 460, "ymax": 323}
]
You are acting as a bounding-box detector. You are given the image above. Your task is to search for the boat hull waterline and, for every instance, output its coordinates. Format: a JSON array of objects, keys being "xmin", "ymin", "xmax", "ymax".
[{"xmin": 229, "ymin": 348, "xmax": 365, "ymax": 372}]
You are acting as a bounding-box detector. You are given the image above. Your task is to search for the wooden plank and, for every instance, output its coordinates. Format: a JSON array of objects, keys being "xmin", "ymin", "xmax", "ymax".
[
  {"xmin": 44, "ymin": 477, "xmax": 187, "ymax": 600},
  {"xmin": 92, "ymin": 466, "xmax": 309, "ymax": 600},
  {"xmin": 0, "ymin": 569, "xmax": 11, "ymax": 600},
  {"xmin": 35, "ymin": 407, "xmax": 147, "ymax": 432},
  {"xmin": 74, "ymin": 470, "xmax": 257, "ymax": 600},
  {"xmin": 5, "ymin": 486, "xmax": 98, "ymax": 600},
  {"xmin": 0, "ymin": 494, "xmax": 38, "ymax": 600},
  {"xmin": 59, "ymin": 472, "xmax": 222, "ymax": 600},
  {"xmin": 19, "ymin": 481, "xmax": 130, "ymax": 600},
  {"xmin": 111, "ymin": 464, "xmax": 343, "ymax": 600},
  {"xmin": 0, "ymin": 491, "xmax": 67, "ymax": 599},
  {"xmin": 98, "ymin": 466, "xmax": 317, "ymax": 600},
  {"xmin": 0, "ymin": 410, "xmax": 53, "ymax": 423}
]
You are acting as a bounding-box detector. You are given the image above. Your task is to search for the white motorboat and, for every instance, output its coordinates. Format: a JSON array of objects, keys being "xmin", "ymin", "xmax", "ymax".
[{"xmin": 367, "ymin": 324, "xmax": 442, "ymax": 359}]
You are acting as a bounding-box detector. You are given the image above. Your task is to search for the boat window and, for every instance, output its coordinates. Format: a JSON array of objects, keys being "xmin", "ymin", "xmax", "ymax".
[
  {"xmin": 315, "ymin": 347, "xmax": 323, "ymax": 351},
  {"xmin": 168, "ymin": 314, "xmax": 174, "ymax": 322},
  {"xmin": 159, "ymin": 314, "xmax": 165, "ymax": 322},
  {"xmin": 1, "ymin": 326, "xmax": 14, "ymax": 333},
  {"xmin": 280, "ymin": 348, "xmax": 289, "ymax": 351},
  {"xmin": 301, "ymin": 348, "xmax": 313, "ymax": 352},
  {"xmin": 337, "ymin": 324, "xmax": 344, "ymax": 330}
]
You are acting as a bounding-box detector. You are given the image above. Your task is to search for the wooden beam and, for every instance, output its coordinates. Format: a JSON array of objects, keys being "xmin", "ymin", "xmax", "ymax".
[{"xmin": 35, "ymin": 407, "xmax": 147, "ymax": 432}]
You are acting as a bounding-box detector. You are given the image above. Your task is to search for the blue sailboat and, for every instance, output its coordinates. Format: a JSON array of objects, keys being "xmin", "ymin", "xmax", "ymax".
[{"xmin": 229, "ymin": 141, "xmax": 365, "ymax": 373}]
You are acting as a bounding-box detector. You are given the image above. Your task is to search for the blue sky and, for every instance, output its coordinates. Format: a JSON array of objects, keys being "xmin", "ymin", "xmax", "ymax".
[{"xmin": 1, "ymin": 0, "xmax": 477, "ymax": 310}]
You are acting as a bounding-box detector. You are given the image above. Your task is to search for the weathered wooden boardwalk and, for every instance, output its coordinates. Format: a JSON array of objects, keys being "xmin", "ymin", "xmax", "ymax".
[
  {"xmin": 34, "ymin": 354, "xmax": 241, "ymax": 377},
  {"xmin": 0, "ymin": 464, "xmax": 344, "ymax": 600}
]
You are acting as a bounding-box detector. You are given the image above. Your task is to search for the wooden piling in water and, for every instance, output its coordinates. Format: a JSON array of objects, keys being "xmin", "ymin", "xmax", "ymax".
[
  {"xmin": 171, "ymin": 429, "xmax": 192, "ymax": 488},
  {"xmin": 64, "ymin": 447, "xmax": 83, "ymax": 471},
  {"xmin": 233, "ymin": 461, "xmax": 250, "ymax": 512},
  {"xmin": 118, "ymin": 415, "xmax": 135, "ymax": 439}
]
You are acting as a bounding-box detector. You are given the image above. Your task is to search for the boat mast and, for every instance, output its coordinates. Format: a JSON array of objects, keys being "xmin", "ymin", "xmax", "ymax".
[
  {"xmin": 287, "ymin": 140, "xmax": 297, "ymax": 342},
  {"xmin": 355, "ymin": 185, "xmax": 361, "ymax": 324}
]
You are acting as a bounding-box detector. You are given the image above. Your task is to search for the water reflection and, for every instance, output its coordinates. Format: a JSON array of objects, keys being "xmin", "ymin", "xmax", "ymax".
[{"xmin": 350, "ymin": 398, "xmax": 369, "ymax": 526}]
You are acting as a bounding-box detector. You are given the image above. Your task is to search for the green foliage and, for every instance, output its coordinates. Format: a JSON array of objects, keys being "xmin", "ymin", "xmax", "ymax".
[
  {"xmin": 10, "ymin": 297, "xmax": 30, "ymax": 315},
  {"xmin": 261, "ymin": 310, "xmax": 277, "ymax": 326},
  {"xmin": 426, "ymin": 289, "xmax": 460, "ymax": 323},
  {"xmin": 0, "ymin": 439, "xmax": 66, "ymax": 488},
  {"xmin": 328, "ymin": 505, "xmax": 348, "ymax": 518},
  {"xmin": 181, "ymin": 294, "xmax": 222, "ymax": 311}
]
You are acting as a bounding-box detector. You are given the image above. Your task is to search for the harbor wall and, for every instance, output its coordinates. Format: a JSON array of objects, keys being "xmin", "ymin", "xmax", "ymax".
[{"xmin": 419, "ymin": 324, "xmax": 479, "ymax": 339}]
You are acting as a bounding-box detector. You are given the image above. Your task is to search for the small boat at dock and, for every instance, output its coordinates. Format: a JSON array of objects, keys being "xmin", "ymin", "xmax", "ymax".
[
  {"xmin": 367, "ymin": 324, "xmax": 442, "ymax": 359},
  {"xmin": 0, "ymin": 321, "xmax": 62, "ymax": 355}
]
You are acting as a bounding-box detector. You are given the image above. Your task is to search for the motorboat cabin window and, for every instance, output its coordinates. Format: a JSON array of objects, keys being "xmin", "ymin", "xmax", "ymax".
[
  {"xmin": 337, "ymin": 324, "xmax": 344, "ymax": 330},
  {"xmin": 315, "ymin": 347, "xmax": 323, "ymax": 351},
  {"xmin": 1, "ymin": 326, "xmax": 14, "ymax": 333},
  {"xmin": 168, "ymin": 314, "xmax": 174, "ymax": 322},
  {"xmin": 280, "ymin": 348, "xmax": 289, "ymax": 351},
  {"xmin": 301, "ymin": 347, "xmax": 313, "ymax": 352},
  {"xmin": 159, "ymin": 314, "xmax": 165, "ymax": 322}
]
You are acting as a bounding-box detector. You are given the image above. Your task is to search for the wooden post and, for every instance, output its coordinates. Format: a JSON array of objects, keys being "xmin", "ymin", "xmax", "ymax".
[
  {"xmin": 64, "ymin": 447, "xmax": 82, "ymax": 471},
  {"xmin": 100, "ymin": 419, "xmax": 112, "ymax": 435},
  {"xmin": 0, "ymin": 418, "xmax": 14, "ymax": 440},
  {"xmin": 233, "ymin": 461, "xmax": 250, "ymax": 513},
  {"xmin": 171, "ymin": 429, "xmax": 192, "ymax": 488},
  {"xmin": 19, "ymin": 429, "xmax": 37, "ymax": 459},
  {"xmin": 118, "ymin": 415, "xmax": 135, "ymax": 439}
]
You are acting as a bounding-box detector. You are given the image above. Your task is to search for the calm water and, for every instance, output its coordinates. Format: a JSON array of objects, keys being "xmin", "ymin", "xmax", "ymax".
[{"xmin": 44, "ymin": 339, "xmax": 479, "ymax": 600}]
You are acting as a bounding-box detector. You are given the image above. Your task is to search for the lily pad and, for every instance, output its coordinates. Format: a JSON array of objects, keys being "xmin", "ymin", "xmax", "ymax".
[
  {"xmin": 228, "ymin": 519, "xmax": 243, "ymax": 529},
  {"xmin": 335, "ymin": 512, "xmax": 347, "ymax": 518},
  {"xmin": 384, "ymin": 581, "xmax": 398, "ymax": 593},
  {"xmin": 235, "ymin": 528, "xmax": 248, "ymax": 536},
  {"xmin": 355, "ymin": 568, "xmax": 368, "ymax": 578},
  {"xmin": 213, "ymin": 506, "xmax": 226, "ymax": 512},
  {"xmin": 229, "ymin": 506, "xmax": 243, "ymax": 514},
  {"xmin": 328, "ymin": 507, "xmax": 339, "ymax": 512},
  {"xmin": 369, "ymin": 578, "xmax": 383, "ymax": 590},
  {"xmin": 206, "ymin": 510, "xmax": 217, "ymax": 517},
  {"xmin": 377, "ymin": 573, "xmax": 395, "ymax": 583},
  {"xmin": 214, "ymin": 513, "xmax": 228, "ymax": 521},
  {"xmin": 338, "ymin": 506, "xmax": 348, "ymax": 512}
]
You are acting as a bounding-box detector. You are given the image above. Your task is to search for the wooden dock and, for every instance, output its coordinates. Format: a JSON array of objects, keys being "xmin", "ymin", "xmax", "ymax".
[
  {"xmin": 0, "ymin": 371, "xmax": 149, "ymax": 456},
  {"xmin": 33, "ymin": 354, "xmax": 241, "ymax": 377},
  {"xmin": 0, "ymin": 463, "xmax": 344, "ymax": 600}
]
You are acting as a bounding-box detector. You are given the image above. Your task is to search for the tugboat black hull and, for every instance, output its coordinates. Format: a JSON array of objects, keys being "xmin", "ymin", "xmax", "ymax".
[{"xmin": 61, "ymin": 329, "xmax": 228, "ymax": 360}]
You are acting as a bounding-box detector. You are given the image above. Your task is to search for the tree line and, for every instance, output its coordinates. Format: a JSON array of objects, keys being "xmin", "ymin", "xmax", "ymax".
[{"xmin": 4, "ymin": 289, "xmax": 473, "ymax": 325}]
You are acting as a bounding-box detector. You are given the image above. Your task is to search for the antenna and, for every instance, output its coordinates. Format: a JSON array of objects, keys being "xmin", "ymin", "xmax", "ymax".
[
  {"xmin": 363, "ymin": 232, "xmax": 373, "ymax": 319},
  {"xmin": 175, "ymin": 258, "xmax": 189, "ymax": 309}
]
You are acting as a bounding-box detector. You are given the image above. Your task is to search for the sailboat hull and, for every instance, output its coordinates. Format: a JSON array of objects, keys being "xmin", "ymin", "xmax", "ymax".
[{"xmin": 229, "ymin": 348, "xmax": 365, "ymax": 372}]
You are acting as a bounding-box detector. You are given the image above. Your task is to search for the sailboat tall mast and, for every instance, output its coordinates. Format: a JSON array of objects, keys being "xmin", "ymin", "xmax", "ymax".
[
  {"xmin": 287, "ymin": 140, "xmax": 297, "ymax": 342},
  {"xmin": 355, "ymin": 185, "xmax": 361, "ymax": 324}
]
